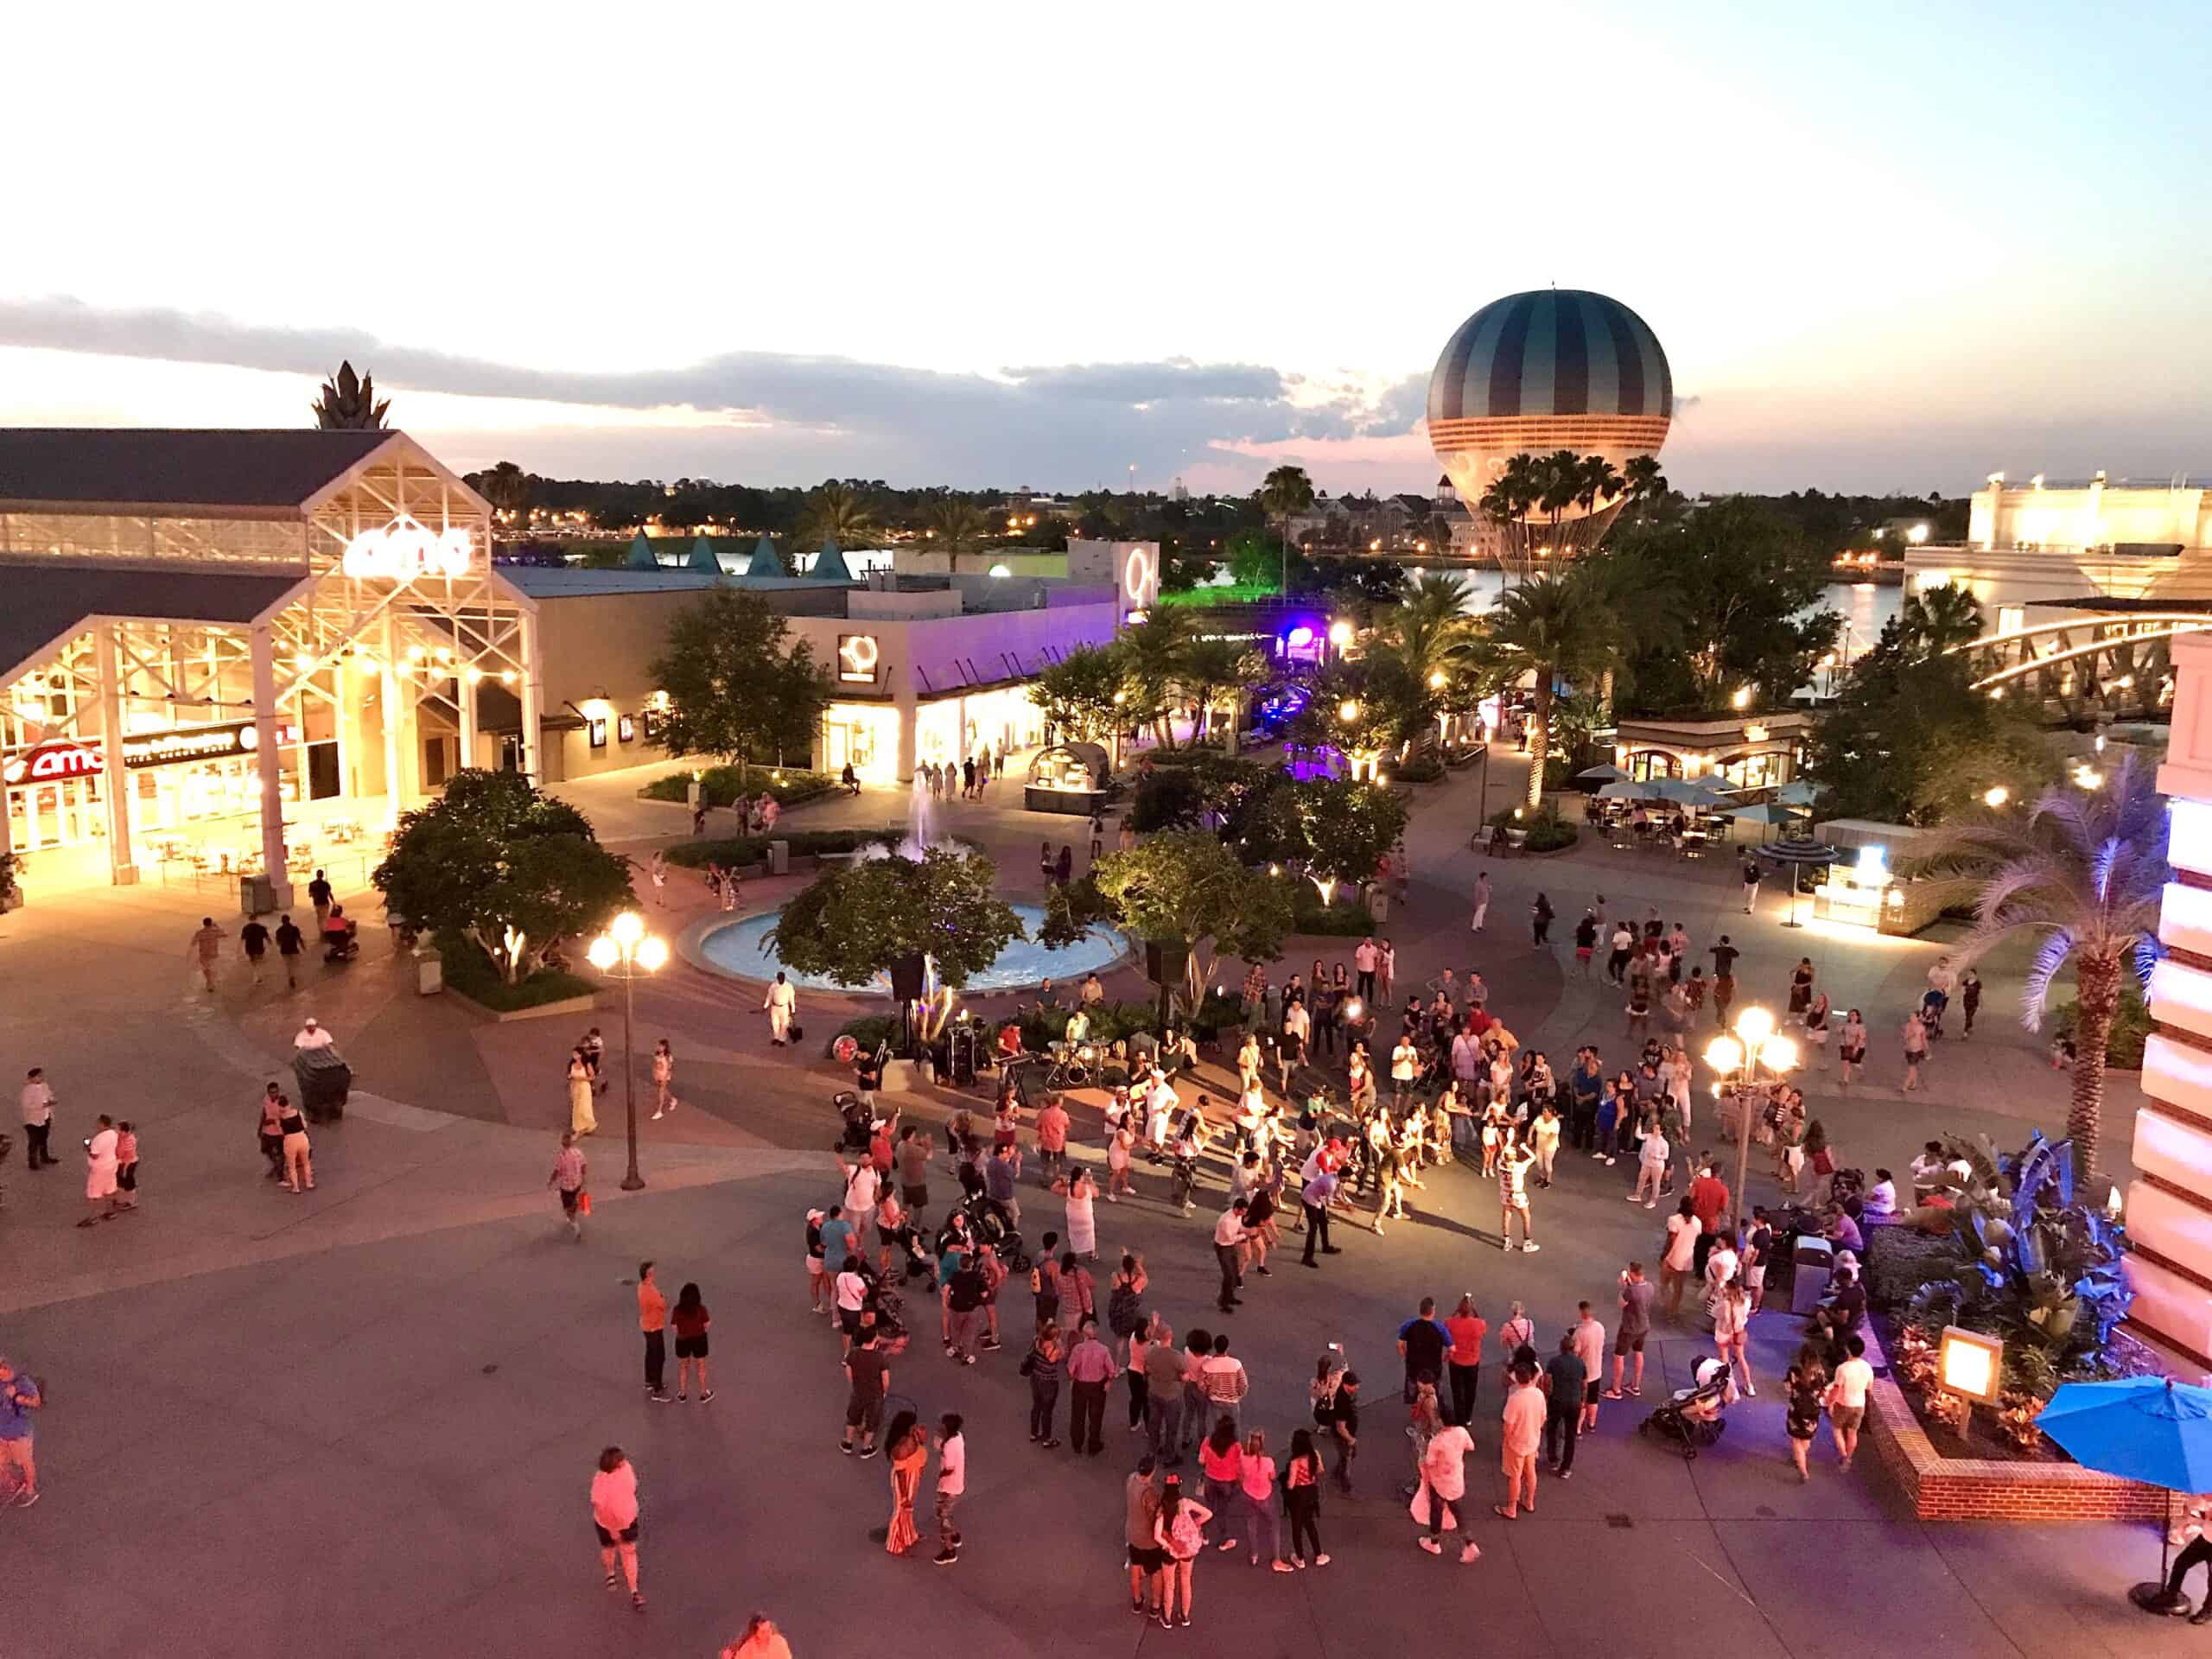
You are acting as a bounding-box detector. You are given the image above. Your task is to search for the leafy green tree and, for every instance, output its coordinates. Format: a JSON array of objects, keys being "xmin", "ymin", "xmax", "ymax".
[
  {"xmin": 650, "ymin": 588, "xmax": 830, "ymax": 779},
  {"xmin": 373, "ymin": 769, "xmax": 633, "ymax": 983},
  {"xmin": 1028, "ymin": 643, "xmax": 1128, "ymax": 747},
  {"xmin": 1916, "ymin": 753, "xmax": 2167, "ymax": 1179},
  {"xmin": 1233, "ymin": 775, "xmax": 1408, "ymax": 901},
  {"xmin": 1047, "ymin": 831, "xmax": 1292, "ymax": 1018},
  {"xmin": 1175, "ymin": 637, "xmax": 1259, "ymax": 746},
  {"xmin": 1605, "ymin": 498, "xmax": 1840, "ymax": 712},
  {"xmin": 1116, "ymin": 610, "xmax": 1197, "ymax": 749},
  {"xmin": 767, "ymin": 847, "xmax": 1023, "ymax": 994},
  {"xmin": 1805, "ymin": 634, "xmax": 2053, "ymax": 825},
  {"xmin": 1224, "ymin": 527, "xmax": 1283, "ymax": 592}
]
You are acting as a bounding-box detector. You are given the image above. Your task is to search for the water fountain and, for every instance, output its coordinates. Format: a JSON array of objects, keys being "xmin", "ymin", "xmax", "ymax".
[{"xmin": 695, "ymin": 769, "xmax": 1130, "ymax": 992}]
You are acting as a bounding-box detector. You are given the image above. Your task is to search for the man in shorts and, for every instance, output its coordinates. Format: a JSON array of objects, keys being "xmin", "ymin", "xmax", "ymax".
[
  {"xmin": 834, "ymin": 1255, "xmax": 870, "ymax": 1357},
  {"xmin": 1572, "ymin": 1301, "xmax": 1607, "ymax": 1432},
  {"xmin": 1125, "ymin": 1454, "xmax": 1166, "ymax": 1612},
  {"xmin": 1827, "ymin": 1336, "xmax": 1874, "ymax": 1471},
  {"xmin": 933, "ymin": 1414, "xmax": 966, "ymax": 1565},
  {"xmin": 896, "ymin": 1128, "xmax": 931, "ymax": 1219},
  {"xmin": 841, "ymin": 1324, "xmax": 888, "ymax": 1457},
  {"xmin": 0, "ymin": 1355, "xmax": 41, "ymax": 1506},
  {"xmin": 1605, "ymin": 1262, "xmax": 1655, "ymax": 1399}
]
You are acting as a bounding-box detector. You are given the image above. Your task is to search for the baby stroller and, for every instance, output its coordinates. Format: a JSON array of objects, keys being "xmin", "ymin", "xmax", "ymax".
[
  {"xmin": 855, "ymin": 1262, "xmax": 911, "ymax": 1356},
  {"xmin": 1639, "ymin": 1357, "xmax": 1732, "ymax": 1459},
  {"xmin": 938, "ymin": 1194, "xmax": 1029, "ymax": 1274}
]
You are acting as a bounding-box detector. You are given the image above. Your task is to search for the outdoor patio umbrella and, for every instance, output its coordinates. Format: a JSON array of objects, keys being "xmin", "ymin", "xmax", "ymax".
[
  {"xmin": 1576, "ymin": 763, "xmax": 1629, "ymax": 782},
  {"xmin": 1648, "ymin": 777, "xmax": 1732, "ymax": 810},
  {"xmin": 1757, "ymin": 836, "xmax": 1840, "ymax": 929},
  {"xmin": 1596, "ymin": 779, "xmax": 1656, "ymax": 799},
  {"xmin": 1773, "ymin": 780, "xmax": 1820, "ymax": 807},
  {"xmin": 2038, "ymin": 1377, "xmax": 2212, "ymax": 1612}
]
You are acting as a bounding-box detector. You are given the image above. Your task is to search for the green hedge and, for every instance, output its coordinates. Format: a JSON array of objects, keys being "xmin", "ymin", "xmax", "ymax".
[
  {"xmin": 435, "ymin": 930, "xmax": 597, "ymax": 1012},
  {"xmin": 641, "ymin": 766, "xmax": 839, "ymax": 810},
  {"xmin": 1290, "ymin": 885, "xmax": 1376, "ymax": 935},
  {"xmin": 827, "ymin": 1014, "xmax": 903, "ymax": 1059},
  {"xmin": 1389, "ymin": 757, "xmax": 1445, "ymax": 785},
  {"xmin": 664, "ymin": 828, "xmax": 907, "ymax": 871},
  {"xmin": 1484, "ymin": 804, "xmax": 1580, "ymax": 853}
]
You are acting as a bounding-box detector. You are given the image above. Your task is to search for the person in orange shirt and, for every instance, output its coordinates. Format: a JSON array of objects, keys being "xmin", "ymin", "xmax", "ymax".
[
  {"xmin": 1034, "ymin": 1095, "xmax": 1071, "ymax": 1182},
  {"xmin": 638, "ymin": 1261, "xmax": 670, "ymax": 1403}
]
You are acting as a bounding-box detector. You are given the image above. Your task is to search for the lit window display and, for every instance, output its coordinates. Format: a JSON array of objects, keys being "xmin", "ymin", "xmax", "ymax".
[{"xmin": 821, "ymin": 702, "xmax": 900, "ymax": 786}]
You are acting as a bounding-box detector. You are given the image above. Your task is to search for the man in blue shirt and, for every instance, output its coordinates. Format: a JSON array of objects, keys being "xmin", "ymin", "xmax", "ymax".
[
  {"xmin": 819, "ymin": 1205, "xmax": 857, "ymax": 1287},
  {"xmin": 0, "ymin": 1355, "xmax": 41, "ymax": 1506},
  {"xmin": 1396, "ymin": 1297, "xmax": 1452, "ymax": 1403}
]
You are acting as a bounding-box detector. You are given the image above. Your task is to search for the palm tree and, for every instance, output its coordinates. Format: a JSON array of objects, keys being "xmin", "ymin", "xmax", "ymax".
[
  {"xmin": 1117, "ymin": 609, "xmax": 1197, "ymax": 749},
  {"xmin": 311, "ymin": 360, "xmax": 390, "ymax": 429},
  {"xmin": 1484, "ymin": 568, "xmax": 1622, "ymax": 809},
  {"xmin": 1622, "ymin": 454, "xmax": 1669, "ymax": 515},
  {"xmin": 1916, "ymin": 753, "xmax": 2167, "ymax": 1179},
  {"xmin": 1176, "ymin": 638, "xmax": 1257, "ymax": 747},
  {"xmin": 798, "ymin": 481, "xmax": 880, "ymax": 549},
  {"xmin": 1478, "ymin": 455, "xmax": 1543, "ymax": 572},
  {"xmin": 923, "ymin": 496, "xmax": 992, "ymax": 560},
  {"xmin": 1575, "ymin": 454, "xmax": 1624, "ymax": 518},
  {"xmin": 476, "ymin": 461, "xmax": 531, "ymax": 523},
  {"xmin": 1899, "ymin": 582, "xmax": 1984, "ymax": 655},
  {"xmin": 1258, "ymin": 465, "xmax": 1316, "ymax": 594}
]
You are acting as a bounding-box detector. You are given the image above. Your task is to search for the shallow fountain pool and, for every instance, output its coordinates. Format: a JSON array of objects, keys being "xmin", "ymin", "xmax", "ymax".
[{"xmin": 697, "ymin": 901, "xmax": 1132, "ymax": 995}]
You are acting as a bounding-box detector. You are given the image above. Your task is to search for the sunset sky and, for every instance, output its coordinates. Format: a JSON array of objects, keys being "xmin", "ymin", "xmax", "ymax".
[{"xmin": 5, "ymin": 3, "xmax": 2207, "ymax": 499}]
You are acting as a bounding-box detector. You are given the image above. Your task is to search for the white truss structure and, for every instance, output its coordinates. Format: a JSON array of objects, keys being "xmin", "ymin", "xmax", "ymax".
[{"xmin": 0, "ymin": 435, "xmax": 540, "ymax": 895}]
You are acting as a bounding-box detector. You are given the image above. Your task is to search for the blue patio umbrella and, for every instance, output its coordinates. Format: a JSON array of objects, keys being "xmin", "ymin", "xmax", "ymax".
[
  {"xmin": 2039, "ymin": 1377, "xmax": 2212, "ymax": 1610},
  {"xmin": 1576, "ymin": 763, "xmax": 1629, "ymax": 783},
  {"xmin": 1773, "ymin": 780, "xmax": 1820, "ymax": 808},
  {"xmin": 1597, "ymin": 779, "xmax": 1660, "ymax": 799}
]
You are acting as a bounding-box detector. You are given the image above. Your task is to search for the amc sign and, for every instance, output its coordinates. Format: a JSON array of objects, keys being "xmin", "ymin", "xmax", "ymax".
[
  {"xmin": 3, "ymin": 720, "xmax": 301, "ymax": 785},
  {"xmin": 342, "ymin": 516, "xmax": 474, "ymax": 582}
]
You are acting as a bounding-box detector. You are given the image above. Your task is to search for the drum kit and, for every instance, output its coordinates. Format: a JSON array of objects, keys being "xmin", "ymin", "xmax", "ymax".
[{"xmin": 1042, "ymin": 1039, "xmax": 1097, "ymax": 1090}]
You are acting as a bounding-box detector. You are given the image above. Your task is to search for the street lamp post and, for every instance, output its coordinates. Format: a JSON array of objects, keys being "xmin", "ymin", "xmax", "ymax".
[
  {"xmin": 1704, "ymin": 1005, "xmax": 1798, "ymax": 1236},
  {"xmin": 587, "ymin": 911, "xmax": 669, "ymax": 1192}
]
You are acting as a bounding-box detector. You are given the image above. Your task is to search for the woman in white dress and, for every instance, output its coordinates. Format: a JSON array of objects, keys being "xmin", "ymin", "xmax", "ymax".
[{"xmin": 1061, "ymin": 1165, "xmax": 1099, "ymax": 1259}]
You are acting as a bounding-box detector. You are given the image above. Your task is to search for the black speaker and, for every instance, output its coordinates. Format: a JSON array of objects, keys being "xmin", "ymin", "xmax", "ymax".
[
  {"xmin": 1145, "ymin": 940, "xmax": 1188, "ymax": 986},
  {"xmin": 888, "ymin": 953, "xmax": 927, "ymax": 1001}
]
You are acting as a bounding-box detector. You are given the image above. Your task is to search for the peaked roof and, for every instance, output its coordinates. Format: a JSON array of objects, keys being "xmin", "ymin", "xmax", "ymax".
[
  {"xmin": 0, "ymin": 429, "xmax": 400, "ymax": 514},
  {"xmin": 0, "ymin": 565, "xmax": 308, "ymax": 687},
  {"xmin": 810, "ymin": 538, "xmax": 852, "ymax": 582},
  {"xmin": 744, "ymin": 535, "xmax": 785, "ymax": 577},
  {"xmin": 685, "ymin": 535, "xmax": 721, "ymax": 573},
  {"xmin": 624, "ymin": 532, "xmax": 660, "ymax": 569}
]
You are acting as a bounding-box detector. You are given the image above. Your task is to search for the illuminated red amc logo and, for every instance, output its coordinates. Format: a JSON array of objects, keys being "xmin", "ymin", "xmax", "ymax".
[{"xmin": 1, "ymin": 742, "xmax": 99, "ymax": 785}]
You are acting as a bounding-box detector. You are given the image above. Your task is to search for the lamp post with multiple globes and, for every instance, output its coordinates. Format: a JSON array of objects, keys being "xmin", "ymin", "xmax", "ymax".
[
  {"xmin": 587, "ymin": 911, "xmax": 667, "ymax": 1192},
  {"xmin": 1704, "ymin": 1005, "xmax": 1798, "ymax": 1235}
]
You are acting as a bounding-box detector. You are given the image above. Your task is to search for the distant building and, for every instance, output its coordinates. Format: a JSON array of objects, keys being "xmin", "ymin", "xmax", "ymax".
[{"xmin": 1907, "ymin": 470, "xmax": 2212, "ymax": 626}]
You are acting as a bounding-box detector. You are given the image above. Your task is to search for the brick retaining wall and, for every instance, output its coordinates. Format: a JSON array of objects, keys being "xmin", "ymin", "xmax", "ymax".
[{"xmin": 1859, "ymin": 1327, "xmax": 2169, "ymax": 1522}]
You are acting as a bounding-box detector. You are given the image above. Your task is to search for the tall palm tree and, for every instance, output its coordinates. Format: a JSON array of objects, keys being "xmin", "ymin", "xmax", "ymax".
[
  {"xmin": 1374, "ymin": 571, "xmax": 1478, "ymax": 684},
  {"xmin": 1259, "ymin": 464, "xmax": 1316, "ymax": 594},
  {"xmin": 798, "ymin": 481, "xmax": 880, "ymax": 549},
  {"xmin": 923, "ymin": 496, "xmax": 991, "ymax": 560},
  {"xmin": 1116, "ymin": 609, "xmax": 1197, "ymax": 749},
  {"xmin": 1484, "ymin": 568, "xmax": 1622, "ymax": 809},
  {"xmin": 1622, "ymin": 454, "xmax": 1669, "ymax": 514},
  {"xmin": 1575, "ymin": 454, "xmax": 1624, "ymax": 518},
  {"xmin": 1478, "ymin": 454, "xmax": 1543, "ymax": 573},
  {"xmin": 311, "ymin": 360, "xmax": 390, "ymax": 429},
  {"xmin": 1916, "ymin": 752, "xmax": 2167, "ymax": 1179},
  {"xmin": 1899, "ymin": 582, "xmax": 1985, "ymax": 656},
  {"xmin": 476, "ymin": 461, "xmax": 531, "ymax": 523}
]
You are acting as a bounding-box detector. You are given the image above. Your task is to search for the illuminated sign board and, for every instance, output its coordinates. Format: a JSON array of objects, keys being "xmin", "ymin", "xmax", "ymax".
[
  {"xmin": 838, "ymin": 634, "xmax": 880, "ymax": 683},
  {"xmin": 1122, "ymin": 545, "xmax": 1160, "ymax": 611},
  {"xmin": 341, "ymin": 515, "xmax": 474, "ymax": 582},
  {"xmin": 2, "ymin": 721, "xmax": 299, "ymax": 784}
]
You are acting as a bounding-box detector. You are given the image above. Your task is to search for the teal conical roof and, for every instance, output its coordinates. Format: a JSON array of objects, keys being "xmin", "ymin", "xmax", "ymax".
[
  {"xmin": 743, "ymin": 535, "xmax": 785, "ymax": 577},
  {"xmin": 811, "ymin": 538, "xmax": 853, "ymax": 582},
  {"xmin": 685, "ymin": 534, "xmax": 721, "ymax": 572},
  {"xmin": 624, "ymin": 532, "xmax": 659, "ymax": 569}
]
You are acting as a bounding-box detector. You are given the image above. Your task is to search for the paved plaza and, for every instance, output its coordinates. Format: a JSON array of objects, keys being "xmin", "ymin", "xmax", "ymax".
[{"xmin": 0, "ymin": 758, "xmax": 2194, "ymax": 1659}]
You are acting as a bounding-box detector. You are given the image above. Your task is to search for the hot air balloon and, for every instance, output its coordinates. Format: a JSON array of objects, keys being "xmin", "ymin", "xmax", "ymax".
[{"xmin": 1427, "ymin": 289, "xmax": 1672, "ymax": 569}]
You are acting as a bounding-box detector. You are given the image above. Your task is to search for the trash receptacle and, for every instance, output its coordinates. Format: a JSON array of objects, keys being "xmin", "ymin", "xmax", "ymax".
[
  {"xmin": 1790, "ymin": 1233, "xmax": 1834, "ymax": 1314},
  {"xmin": 240, "ymin": 873, "xmax": 276, "ymax": 916},
  {"xmin": 293, "ymin": 1047, "xmax": 352, "ymax": 1123},
  {"xmin": 415, "ymin": 945, "xmax": 443, "ymax": 996},
  {"xmin": 768, "ymin": 839, "xmax": 790, "ymax": 875}
]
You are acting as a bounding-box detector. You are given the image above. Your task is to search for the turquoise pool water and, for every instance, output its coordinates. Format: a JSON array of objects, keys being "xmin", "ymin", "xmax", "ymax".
[{"xmin": 699, "ymin": 901, "xmax": 1131, "ymax": 995}]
